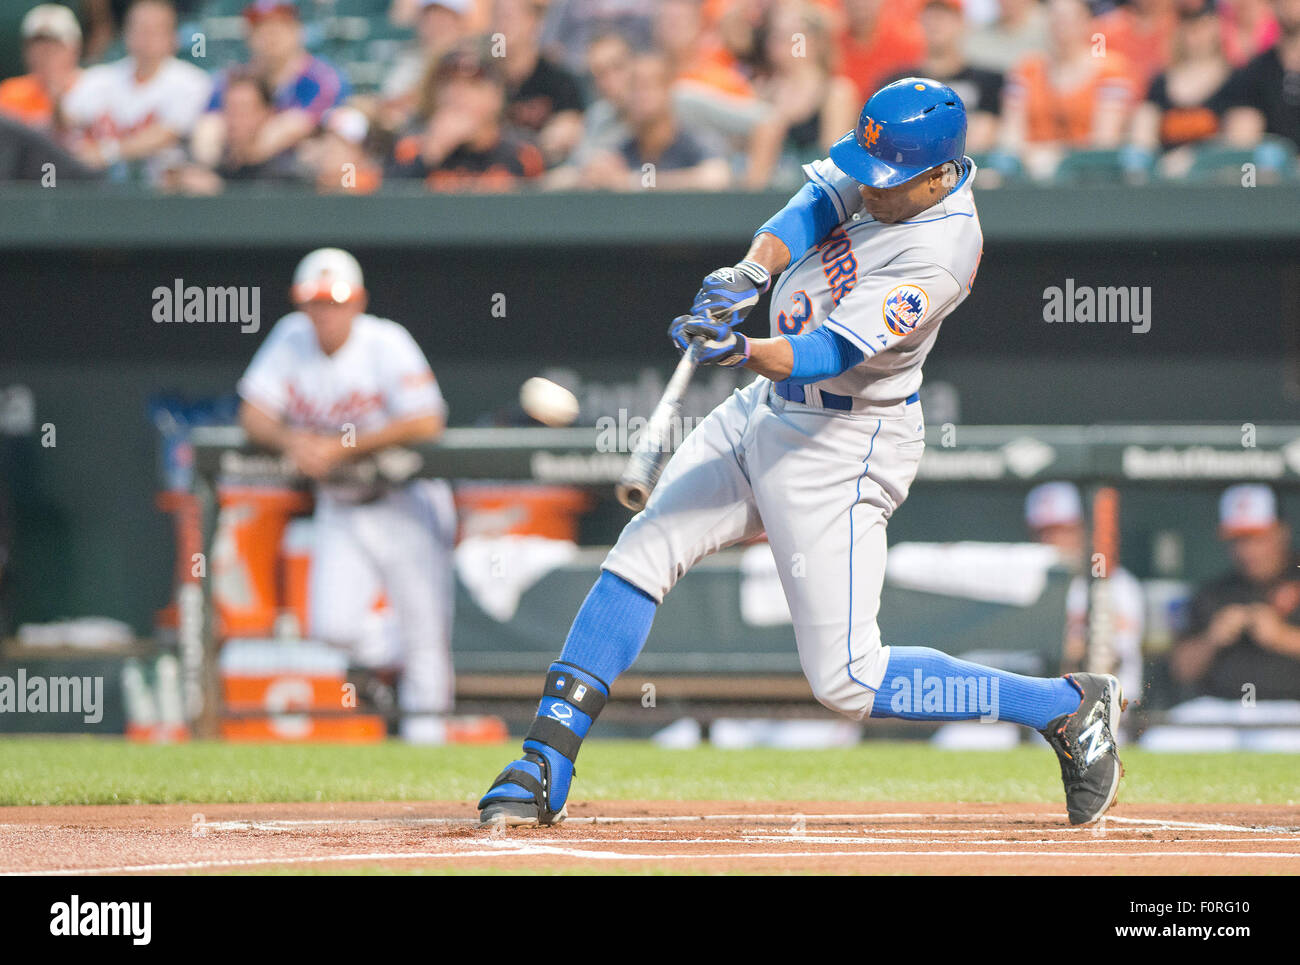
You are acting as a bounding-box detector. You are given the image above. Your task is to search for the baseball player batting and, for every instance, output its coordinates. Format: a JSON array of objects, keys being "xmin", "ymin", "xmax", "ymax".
[
  {"xmin": 237, "ymin": 248, "xmax": 458, "ymax": 742},
  {"xmin": 479, "ymin": 79, "xmax": 1125, "ymax": 827}
]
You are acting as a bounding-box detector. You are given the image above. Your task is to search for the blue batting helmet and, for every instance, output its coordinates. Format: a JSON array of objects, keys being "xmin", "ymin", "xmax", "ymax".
[{"xmin": 828, "ymin": 78, "xmax": 967, "ymax": 189}]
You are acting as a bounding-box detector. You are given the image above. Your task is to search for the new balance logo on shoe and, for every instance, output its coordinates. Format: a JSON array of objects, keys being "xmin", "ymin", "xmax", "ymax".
[{"xmin": 1079, "ymin": 716, "xmax": 1111, "ymax": 765}]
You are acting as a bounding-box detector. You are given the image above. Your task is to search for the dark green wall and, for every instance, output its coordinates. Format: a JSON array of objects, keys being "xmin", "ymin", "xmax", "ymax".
[{"xmin": 1, "ymin": 186, "xmax": 1298, "ymax": 633}]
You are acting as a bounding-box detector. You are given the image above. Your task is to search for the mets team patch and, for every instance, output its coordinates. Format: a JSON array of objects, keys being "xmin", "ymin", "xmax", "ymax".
[{"xmin": 883, "ymin": 285, "xmax": 929, "ymax": 336}]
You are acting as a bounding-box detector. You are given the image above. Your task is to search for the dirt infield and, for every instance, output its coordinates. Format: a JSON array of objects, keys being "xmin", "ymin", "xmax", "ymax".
[{"xmin": 0, "ymin": 801, "xmax": 1296, "ymax": 875}]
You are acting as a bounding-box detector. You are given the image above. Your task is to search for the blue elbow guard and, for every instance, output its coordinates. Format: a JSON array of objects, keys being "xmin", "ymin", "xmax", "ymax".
[
  {"xmin": 784, "ymin": 328, "xmax": 864, "ymax": 384},
  {"xmin": 755, "ymin": 181, "xmax": 840, "ymax": 261}
]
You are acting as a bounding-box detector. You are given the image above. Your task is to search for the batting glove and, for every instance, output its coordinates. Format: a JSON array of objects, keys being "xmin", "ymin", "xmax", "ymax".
[
  {"xmin": 669, "ymin": 315, "xmax": 750, "ymax": 367},
  {"xmin": 690, "ymin": 260, "xmax": 771, "ymax": 327}
]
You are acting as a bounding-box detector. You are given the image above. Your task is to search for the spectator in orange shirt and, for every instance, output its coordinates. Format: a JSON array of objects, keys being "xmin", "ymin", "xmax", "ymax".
[
  {"xmin": 658, "ymin": 0, "xmax": 768, "ymax": 150},
  {"xmin": 713, "ymin": 0, "xmax": 772, "ymax": 76},
  {"xmin": 387, "ymin": 39, "xmax": 544, "ymax": 192},
  {"xmin": 0, "ymin": 5, "xmax": 81, "ymax": 132},
  {"xmin": 660, "ymin": 0, "xmax": 754, "ymax": 98},
  {"xmin": 1094, "ymin": 0, "xmax": 1179, "ymax": 90},
  {"xmin": 712, "ymin": 0, "xmax": 843, "ymax": 76},
  {"xmin": 1131, "ymin": 0, "xmax": 1232, "ymax": 172},
  {"xmin": 839, "ymin": 0, "xmax": 927, "ymax": 102},
  {"xmin": 1001, "ymin": 0, "xmax": 1139, "ymax": 178}
]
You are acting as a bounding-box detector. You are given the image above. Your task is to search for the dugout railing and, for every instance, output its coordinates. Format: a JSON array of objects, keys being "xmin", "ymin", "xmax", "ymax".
[{"xmin": 182, "ymin": 422, "xmax": 1300, "ymax": 737}]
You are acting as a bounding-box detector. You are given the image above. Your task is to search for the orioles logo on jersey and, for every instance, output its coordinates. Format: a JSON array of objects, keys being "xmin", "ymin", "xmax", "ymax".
[
  {"xmin": 859, "ymin": 117, "xmax": 882, "ymax": 148},
  {"xmin": 883, "ymin": 285, "xmax": 929, "ymax": 336}
]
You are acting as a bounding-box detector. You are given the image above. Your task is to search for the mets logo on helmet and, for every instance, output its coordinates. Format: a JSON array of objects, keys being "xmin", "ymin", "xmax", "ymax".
[
  {"xmin": 859, "ymin": 117, "xmax": 882, "ymax": 148},
  {"xmin": 883, "ymin": 284, "xmax": 929, "ymax": 336}
]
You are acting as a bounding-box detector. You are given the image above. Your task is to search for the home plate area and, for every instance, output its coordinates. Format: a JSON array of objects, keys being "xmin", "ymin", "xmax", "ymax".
[{"xmin": 1, "ymin": 801, "xmax": 1297, "ymax": 875}]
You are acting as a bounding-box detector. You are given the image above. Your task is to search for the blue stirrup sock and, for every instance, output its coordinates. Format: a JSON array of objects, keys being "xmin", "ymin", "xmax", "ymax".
[
  {"xmin": 479, "ymin": 571, "xmax": 656, "ymax": 815},
  {"xmin": 558, "ymin": 570, "xmax": 657, "ymax": 683},
  {"xmin": 868, "ymin": 646, "xmax": 1082, "ymax": 730}
]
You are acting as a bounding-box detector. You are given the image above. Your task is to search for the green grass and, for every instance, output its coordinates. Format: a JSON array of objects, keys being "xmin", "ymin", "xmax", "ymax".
[{"xmin": 0, "ymin": 737, "xmax": 1295, "ymax": 807}]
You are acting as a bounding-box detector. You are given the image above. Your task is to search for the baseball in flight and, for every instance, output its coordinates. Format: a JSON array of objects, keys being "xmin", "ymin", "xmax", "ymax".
[{"xmin": 519, "ymin": 376, "xmax": 580, "ymax": 427}]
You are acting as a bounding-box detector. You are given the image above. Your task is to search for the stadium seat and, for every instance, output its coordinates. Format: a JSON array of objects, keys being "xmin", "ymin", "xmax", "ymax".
[
  {"xmin": 323, "ymin": 15, "xmax": 371, "ymax": 42},
  {"xmin": 331, "ymin": 0, "xmax": 391, "ymax": 15},
  {"xmin": 203, "ymin": 0, "xmax": 250, "ymax": 16},
  {"xmin": 1052, "ymin": 147, "xmax": 1155, "ymax": 186},
  {"xmin": 199, "ymin": 15, "xmax": 246, "ymax": 41},
  {"xmin": 968, "ymin": 151, "xmax": 1027, "ymax": 188},
  {"xmin": 1180, "ymin": 135, "xmax": 1299, "ymax": 185},
  {"xmin": 344, "ymin": 61, "xmax": 387, "ymax": 93}
]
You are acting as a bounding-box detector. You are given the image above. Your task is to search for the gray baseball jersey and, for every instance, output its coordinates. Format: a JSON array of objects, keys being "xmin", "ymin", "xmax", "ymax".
[
  {"xmin": 771, "ymin": 157, "xmax": 983, "ymax": 407},
  {"xmin": 603, "ymin": 158, "xmax": 984, "ymax": 720}
]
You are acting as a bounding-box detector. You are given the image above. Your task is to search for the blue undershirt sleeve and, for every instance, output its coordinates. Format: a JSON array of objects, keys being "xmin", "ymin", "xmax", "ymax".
[
  {"xmin": 753, "ymin": 181, "xmax": 840, "ymax": 262},
  {"xmin": 781, "ymin": 327, "xmax": 865, "ymax": 385}
]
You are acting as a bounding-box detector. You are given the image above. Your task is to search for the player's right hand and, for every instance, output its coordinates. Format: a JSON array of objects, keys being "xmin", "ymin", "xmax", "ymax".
[
  {"xmin": 669, "ymin": 315, "xmax": 749, "ymax": 367},
  {"xmin": 287, "ymin": 432, "xmax": 346, "ymax": 480},
  {"xmin": 690, "ymin": 260, "xmax": 771, "ymax": 327}
]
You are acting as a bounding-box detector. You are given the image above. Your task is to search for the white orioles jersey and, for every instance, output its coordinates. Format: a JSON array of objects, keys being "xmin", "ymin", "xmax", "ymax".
[{"xmin": 238, "ymin": 312, "xmax": 447, "ymax": 496}]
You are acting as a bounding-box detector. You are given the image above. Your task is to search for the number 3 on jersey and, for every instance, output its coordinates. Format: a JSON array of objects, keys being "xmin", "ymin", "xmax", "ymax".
[{"xmin": 776, "ymin": 290, "xmax": 812, "ymax": 335}]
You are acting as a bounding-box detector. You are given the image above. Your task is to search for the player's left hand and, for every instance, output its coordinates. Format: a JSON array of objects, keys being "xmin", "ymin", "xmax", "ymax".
[
  {"xmin": 669, "ymin": 315, "xmax": 749, "ymax": 367},
  {"xmin": 690, "ymin": 260, "xmax": 771, "ymax": 327}
]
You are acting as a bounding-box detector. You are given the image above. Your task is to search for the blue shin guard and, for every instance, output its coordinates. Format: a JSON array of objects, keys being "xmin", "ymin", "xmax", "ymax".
[
  {"xmin": 477, "ymin": 661, "xmax": 609, "ymax": 824},
  {"xmin": 478, "ymin": 571, "xmax": 656, "ymax": 825}
]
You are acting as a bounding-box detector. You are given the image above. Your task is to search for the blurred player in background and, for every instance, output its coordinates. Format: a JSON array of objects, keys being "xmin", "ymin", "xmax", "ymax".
[
  {"xmin": 1170, "ymin": 484, "xmax": 1300, "ymax": 701},
  {"xmin": 1025, "ymin": 482, "xmax": 1145, "ymax": 709},
  {"xmin": 236, "ymin": 248, "xmax": 460, "ymax": 742}
]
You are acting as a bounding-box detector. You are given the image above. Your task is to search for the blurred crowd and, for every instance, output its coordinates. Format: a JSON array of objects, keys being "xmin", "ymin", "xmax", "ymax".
[{"xmin": 0, "ymin": 0, "xmax": 1297, "ymax": 191}]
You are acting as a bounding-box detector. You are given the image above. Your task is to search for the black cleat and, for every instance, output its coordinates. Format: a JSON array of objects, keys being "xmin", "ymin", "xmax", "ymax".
[
  {"xmin": 478, "ymin": 800, "xmax": 567, "ymax": 829},
  {"xmin": 477, "ymin": 750, "xmax": 569, "ymax": 829},
  {"xmin": 1041, "ymin": 673, "xmax": 1126, "ymax": 826}
]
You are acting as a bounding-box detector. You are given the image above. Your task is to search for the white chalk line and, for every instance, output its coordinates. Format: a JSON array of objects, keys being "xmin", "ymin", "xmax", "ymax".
[
  {"xmin": 196, "ymin": 812, "xmax": 1298, "ymax": 835},
  {"xmin": 494, "ymin": 843, "xmax": 1300, "ymax": 862},
  {"xmin": 739, "ymin": 834, "xmax": 1300, "ymax": 846}
]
